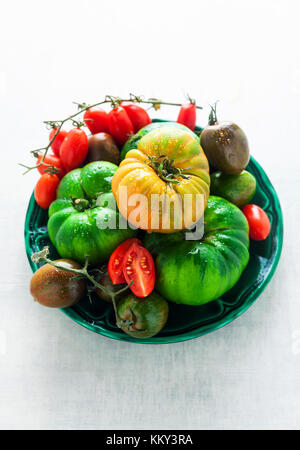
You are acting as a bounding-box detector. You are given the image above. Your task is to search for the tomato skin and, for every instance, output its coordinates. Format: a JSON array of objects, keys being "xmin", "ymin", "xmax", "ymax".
[
  {"xmin": 120, "ymin": 102, "xmax": 152, "ymax": 132},
  {"xmin": 34, "ymin": 173, "xmax": 60, "ymax": 209},
  {"xmin": 177, "ymin": 103, "xmax": 197, "ymax": 131},
  {"xmin": 108, "ymin": 106, "xmax": 134, "ymax": 147},
  {"xmin": 30, "ymin": 259, "xmax": 86, "ymax": 308},
  {"xmin": 117, "ymin": 292, "xmax": 169, "ymax": 339},
  {"xmin": 108, "ymin": 238, "xmax": 142, "ymax": 284},
  {"xmin": 60, "ymin": 128, "xmax": 89, "ymax": 171},
  {"xmin": 83, "ymin": 107, "xmax": 109, "ymax": 134},
  {"xmin": 49, "ymin": 128, "xmax": 68, "ymax": 157},
  {"xmin": 242, "ymin": 204, "xmax": 271, "ymax": 240},
  {"xmin": 36, "ymin": 154, "xmax": 66, "ymax": 178},
  {"xmin": 123, "ymin": 242, "xmax": 155, "ymax": 298}
]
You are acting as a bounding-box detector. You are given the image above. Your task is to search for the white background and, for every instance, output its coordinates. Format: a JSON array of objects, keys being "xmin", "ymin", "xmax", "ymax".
[{"xmin": 0, "ymin": 0, "xmax": 299, "ymax": 430}]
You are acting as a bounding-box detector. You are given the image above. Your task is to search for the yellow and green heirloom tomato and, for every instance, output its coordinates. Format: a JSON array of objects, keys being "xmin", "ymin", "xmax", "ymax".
[{"xmin": 112, "ymin": 125, "xmax": 210, "ymax": 233}]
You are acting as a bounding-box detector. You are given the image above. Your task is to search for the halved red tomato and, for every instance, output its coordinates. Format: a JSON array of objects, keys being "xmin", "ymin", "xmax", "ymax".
[
  {"xmin": 122, "ymin": 242, "xmax": 155, "ymax": 298},
  {"xmin": 108, "ymin": 238, "xmax": 141, "ymax": 284}
]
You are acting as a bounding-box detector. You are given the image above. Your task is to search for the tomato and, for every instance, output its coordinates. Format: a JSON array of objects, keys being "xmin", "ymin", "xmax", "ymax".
[
  {"xmin": 108, "ymin": 238, "xmax": 142, "ymax": 284},
  {"xmin": 120, "ymin": 102, "xmax": 152, "ymax": 132},
  {"xmin": 60, "ymin": 128, "xmax": 89, "ymax": 171},
  {"xmin": 34, "ymin": 173, "xmax": 60, "ymax": 209},
  {"xmin": 177, "ymin": 103, "xmax": 197, "ymax": 130},
  {"xmin": 83, "ymin": 107, "xmax": 109, "ymax": 135},
  {"xmin": 108, "ymin": 106, "xmax": 134, "ymax": 147},
  {"xmin": 123, "ymin": 242, "xmax": 155, "ymax": 298},
  {"xmin": 30, "ymin": 259, "xmax": 86, "ymax": 308},
  {"xmin": 36, "ymin": 154, "xmax": 66, "ymax": 178},
  {"xmin": 49, "ymin": 128, "xmax": 68, "ymax": 157},
  {"xmin": 96, "ymin": 270, "xmax": 126, "ymax": 302},
  {"xmin": 112, "ymin": 126, "xmax": 210, "ymax": 233},
  {"xmin": 117, "ymin": 292, "xmax": 169, "ymax": 339},
  {"xmin": 85, "ymin": 133, "xmax": 120, "ymax": 165},
  {"xmin": 242, "ymin": 204, "xmax": 271, "ymax": 240}
]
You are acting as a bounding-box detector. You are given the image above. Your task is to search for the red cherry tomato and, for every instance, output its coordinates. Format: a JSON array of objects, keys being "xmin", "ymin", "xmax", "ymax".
[
  {"xmin": 108, "ymin": 238, "xmax": 142, "ymax": 285},
  {"xmin": 34, "ymin": 173, "xmax": 60, "ymax": 209},
  {"xmin": 36, "ymin": 154, "xmax": 66, "ymax": 178},
  {"xmin": 83, "ymin": 107, "xmax": 109, "ymax": 134},
  {"xmin": 120, "ymin": 102, "xmax": 152, "ymax": 132},
  {"xmin": 49, "ymin": 128, "xmax": 68, "ymax": 157},
  {"xmin": 177, "ymin": 103, "xmax": 197, "ymax": 130},
  {"xmin": 242, "ymin": 204, "xmax": 271, "ymax": 240},
  {"xmin": 60, "ymin": 128, "xmax": 89, "ymax": 172},
  {"xmin": 123, "ymin": 242, "xmax": 155, "ymax": 298},
  {"xmin": 108, "ymin": 106, "xmax": 134, "ymax": 147}
]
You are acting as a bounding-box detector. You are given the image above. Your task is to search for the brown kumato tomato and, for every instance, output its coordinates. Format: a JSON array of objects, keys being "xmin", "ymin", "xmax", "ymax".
[
  {"xmin": 30, "ymin": 259, "xmax": 86, "ymax": 308},
  {"xmin": 85, "ymin": 132, "xmax": 120, "ymax": 165},
  {"xmin": 96, "ymin": 270, "xmax": 124, "ymax": 303}
]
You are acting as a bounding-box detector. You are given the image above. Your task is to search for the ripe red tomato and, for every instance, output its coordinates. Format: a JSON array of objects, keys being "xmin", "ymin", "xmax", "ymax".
[
  {"xmin": 177, "ymin": 103, "xmax": 197, "ymax": 130},
  {"xmin": 108, "ymin": 106, "xmax": 134, "ymax": 147},
  {"xmin": 242, "ymin": 204, "xmax": 271, "ymax": 240},
  {"xmin": 108, "ymin": 238, "xmax": 142, "ymax": 284},
  {"xmin": 120, "ymin": 102, "xmax": 152, "ymax": 132},
  {"xmin": 123, "ymin": 242, "xmax": 155, "ymax": 298},
  {"xmin": 36, "ymin": 154, "xmax": 66, "ymax": 178},
  {"xmin": 49, "ymin": 128, "xmax": 68, "ymax": 157},
  {"xmin": 60, "ymin": 128, "xmax": 89, "ymax": 171},
  {"xmin": 34, "ymin": 173, "xmax": 60, "ymax": 209},
  {"xmin": 83, "ymin": 107, "xmax": 109, "ymax": 134}
]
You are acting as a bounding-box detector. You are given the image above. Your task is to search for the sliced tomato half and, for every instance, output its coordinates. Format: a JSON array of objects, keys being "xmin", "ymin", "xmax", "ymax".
[
  {"xmin": 122, "ymin": 242, "xmax": 155, "ymax": 298},
  {"xmin": 108, "ymin": 238, "xmax": 141, "ymax": 284}
]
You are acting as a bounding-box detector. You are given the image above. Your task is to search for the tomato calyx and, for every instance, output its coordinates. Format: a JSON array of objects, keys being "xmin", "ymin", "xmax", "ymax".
[
  {"xmin": 118, "ymin": 306, "xmax": 146, "ymax": 333},
  {"xmin": 208, "ymin": 101, "xmax": 219, "ymax": 126},
  {"xmin": 72, "ymin": 198, "xmax": 91, "ymax": 212},
  {"xmin": 146, "ymin": 154, "xmax": 190, "ymax": 184}
]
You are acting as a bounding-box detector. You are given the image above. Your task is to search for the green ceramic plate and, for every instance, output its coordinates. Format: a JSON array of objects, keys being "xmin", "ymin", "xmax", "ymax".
[{"xmin": 24, "ymin": 119, "xmax": 283, "ymax": 344}]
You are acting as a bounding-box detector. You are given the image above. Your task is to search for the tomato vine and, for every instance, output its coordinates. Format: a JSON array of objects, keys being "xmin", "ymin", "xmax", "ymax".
[
  {"xmin": 19, "ymin": 93, "xmax": 203, "ymax": 175},
  {"xmin": 31, "ymin": 246, "xmax": 134, "ymax": 329}
]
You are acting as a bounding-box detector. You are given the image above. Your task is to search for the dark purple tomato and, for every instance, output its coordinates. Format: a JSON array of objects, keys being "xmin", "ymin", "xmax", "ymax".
[
  {"xmin": 30, "ymin": 259, "xmax": 86, "ymax": 308},
  {"xmin": 85, "ymin": 132, "xmax": 120, "ymax": 165}
]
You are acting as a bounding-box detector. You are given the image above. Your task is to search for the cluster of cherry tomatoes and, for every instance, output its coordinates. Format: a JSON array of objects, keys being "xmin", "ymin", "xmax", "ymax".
[{"xmin": 34, "ymin": 101, "xmax": 197, "ymax": 209}]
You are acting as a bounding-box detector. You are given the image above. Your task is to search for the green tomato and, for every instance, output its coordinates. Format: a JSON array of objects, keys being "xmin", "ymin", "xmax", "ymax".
[
  {"xmin": 210, "ymin": 170, "xmax": 256, "ymax": 207},
  {"xmin": 143, "ymin": 196, "xmax": 250, "ymax": 306},
  {"xmin": 48, "ymin": 161, "xmax": 136, "ymax": 265},
  {"xmin": 120, "ymin": 121, "xmax": 199, "ymax": 160},
  {"xmin": 117, "ymin": 292, "xmax": 169, "ymax": 339}
]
